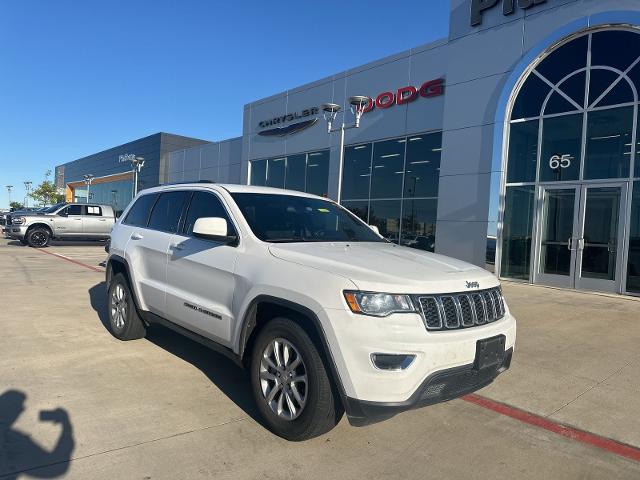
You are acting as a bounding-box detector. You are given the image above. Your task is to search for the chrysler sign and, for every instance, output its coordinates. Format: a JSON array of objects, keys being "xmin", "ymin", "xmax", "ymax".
[
  {"xmin": 471, "ymin": 0, "xmax": 547, "ymax": 26},
  {"xmin": 258, "ymin": 107, "xmax": 319, "ymax": 137}
]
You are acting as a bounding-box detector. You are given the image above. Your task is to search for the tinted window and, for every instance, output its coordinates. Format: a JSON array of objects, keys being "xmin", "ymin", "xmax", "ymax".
[
  {"xmin": 65, "ymin": 205, "xmax": 83, "ymax": 216},
  {"xmin": 231, "ymin": 193, "xmax": 383, "ymax": 243},
  {"xmin": 250, "ymin": 159, "xmax": 267, "ymax": 186},
  {"xmin": 539, "ymin": 113, "xmax": 582, "ymax": 182},
  {"xmin": 511, "ymin": 74, "xmax": 550, "ymax": 120},
  {"xmin": 591, "ymin": 30, "xmax": 640, "ymax": 72},
  {"xmin": 400, "ymin": 198, "xmax": 437, "ymax": 252},
  {"xmin": 285, "ymin": 154, "xmax": 306, "ymax": 192},
  {"xmin": 501, "ymin": 186, "xmax": 535, "ymax": 279},
  {"xmin": 368, "ymin": 200, "xmax": 401, "ymax": 243},
  {"xmin": 148, "ymin": 191, "xmax": 190, "ymax": 233},
  {"xmin": 183, "ymin": 191, "xmax": 235, "ymax": 236},
  {"xmin": 507, "ymin": 120, "xmax": 538, "ymax": 183},
  {"xmin": 404, "ymin": 133, "xmax": 441, "ymax": 198},
  {"xmin": 536, "ymin": 34, "xmax": 588, "ymax": 85},
  {"xmin": 584, "ymin": 106, "xmax": 633, "ymax": 180},
  {"xmin": 342, "ymin": 144, "xmax": 372, "ymax": 200},
  {"xmin": 124, "ymin": 193, "xmax": 158, "ymax": 227},
  {"xmin": 371, "ymin": 139, "xmax": 405, "ymax": 199},
  {"xmin": 305, "ymin": 150, "xmax": 330, "ymax": 197},
  {"xmin": 266, "ymin": 158, "xmax": 285, "ymax": 188},
  {"xmin": 628, "ymin": 182, "xmax": 640, "ymax": 293}
]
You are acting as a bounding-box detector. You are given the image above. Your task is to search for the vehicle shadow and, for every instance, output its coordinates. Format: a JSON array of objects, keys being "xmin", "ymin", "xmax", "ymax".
[
  {"xmin": 87, "ymin": 282, "xmax": 263, "ymax": 426},
  {"xmin": 0, "ymin": 390, "xmax": 75, "ymax": 479}
]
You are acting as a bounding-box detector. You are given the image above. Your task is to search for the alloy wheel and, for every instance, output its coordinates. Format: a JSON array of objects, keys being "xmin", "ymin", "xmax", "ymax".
[
  {"xmin": 31, "ymin": 231, "xmax": 47, "ymax": 247},
  {"xmin": 110, "ymin": 283, "xmax": 127, "ymax": 330},
  {"xmin": 259, "ymin": 338, "xmax": 308, "ymax": 421}
]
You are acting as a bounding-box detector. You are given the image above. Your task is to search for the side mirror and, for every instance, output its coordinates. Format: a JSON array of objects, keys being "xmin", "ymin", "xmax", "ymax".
[
  {"xmin": 369, "ymin": 225, "xmax": 380, "ymax": 235},
  {"xmin": 193, "ymin": 217, "xmax": 237, "ymax": 245},
  {"xmin": 57, "ymin": 210, "xmax": 68, "ymax": 217}
]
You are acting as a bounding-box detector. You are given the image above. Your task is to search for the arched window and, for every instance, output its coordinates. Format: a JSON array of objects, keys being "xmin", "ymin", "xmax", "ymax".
[
  {"xmin": 507, "ymin": 28, "xmax": 640, "ymax": 184},
  {"xmin": 501, "ymin": 27, "xmax": 640, "ymax": 284}
]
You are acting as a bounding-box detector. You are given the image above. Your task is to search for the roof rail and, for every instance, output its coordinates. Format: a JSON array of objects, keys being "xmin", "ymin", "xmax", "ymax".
[{"xmin": 162, "ymin": 180, "xmax": 216, "ymax": 186}]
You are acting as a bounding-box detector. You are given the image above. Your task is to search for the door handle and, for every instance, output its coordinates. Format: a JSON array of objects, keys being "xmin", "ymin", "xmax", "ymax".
[
  {"xmin": 567, "ymin": 237, "xmax": 574, "ymax": 251},
  {"xmin": 74, "ymin": 218, "xmax": 81, "ymax": 221},
  {"xmin": 99, "ymin": 219, "xmax": 106, "ymax": 222},
  {"xmin": 131, "ymin": 233, "xmax": 144, "ymax": 240},
  {"xmin": 170, "ymin": 243, "xmax": 184, "ymax": 251}
]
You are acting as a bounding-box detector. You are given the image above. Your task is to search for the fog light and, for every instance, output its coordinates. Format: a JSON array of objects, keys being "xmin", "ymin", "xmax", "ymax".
[{"xmin": 370, "ymin": 353, "xmax": 416, "ymax": 371}]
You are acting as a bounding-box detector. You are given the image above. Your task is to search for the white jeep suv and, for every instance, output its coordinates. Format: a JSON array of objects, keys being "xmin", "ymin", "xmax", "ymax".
[{"xmin": 105, "ymin": 182, "xmax": 516, "ymax": 440}]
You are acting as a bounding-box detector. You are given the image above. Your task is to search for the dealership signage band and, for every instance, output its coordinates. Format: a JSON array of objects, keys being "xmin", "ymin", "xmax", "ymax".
[
  {"xmin": 257, "ymin": 78, "xmax": 444, "ymax": 137},
  {"xmin": 471, "ymin": 0, "xmax": 547, "ymax": 26}
]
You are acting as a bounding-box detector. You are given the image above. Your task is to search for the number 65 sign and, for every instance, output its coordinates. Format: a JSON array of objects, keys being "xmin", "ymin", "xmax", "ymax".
[{"xmin": 549, "ymin": 154, "xmax": 573, "ymax": 169}]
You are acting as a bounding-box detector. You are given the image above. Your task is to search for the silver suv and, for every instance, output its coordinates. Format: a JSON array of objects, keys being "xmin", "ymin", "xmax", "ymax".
[
  {"xmin": 106, "ymin": 183, "xmax": 516, "ymax": 440},
  {"xmin": 6, "ymin": 202, "xmax": 115, "ymax": 247}
]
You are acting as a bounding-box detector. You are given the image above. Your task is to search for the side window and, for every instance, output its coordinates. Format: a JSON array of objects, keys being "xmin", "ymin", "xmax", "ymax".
[
  {"xmin": 183, "ymin": 191, "xmax": 236, "ymax": 236},
  {"xmin": 67, "ymin": 205, "xmax": 83, "ymax": 216},
  {"xmin": 86, "ymin": 205, "xmax": 102, "ymax": 216},
  {"xmin": 147, "ymin": 191, "xmax": 190, "ymax": 233},
  {"xmin": 123, "ymin": 193, "xmax": 159, "ymax": 227}
]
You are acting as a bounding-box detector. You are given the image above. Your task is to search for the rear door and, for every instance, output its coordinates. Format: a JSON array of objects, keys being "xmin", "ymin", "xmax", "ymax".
[
  {"xmin": 83, "ymin": 205, "xmax": 111, "ymax": 235},
  {"xmin": 164, "ymin": 190, "xmax": 239, "ymax": 345},
  {"xmin": 53, "ymin": 204, "xmax": 84, "ymax": 236}
]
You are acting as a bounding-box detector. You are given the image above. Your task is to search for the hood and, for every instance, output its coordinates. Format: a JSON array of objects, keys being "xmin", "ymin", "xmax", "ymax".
[{"xmin": 268, "ymin": 242, "xmax": 498, "ymax": 294}]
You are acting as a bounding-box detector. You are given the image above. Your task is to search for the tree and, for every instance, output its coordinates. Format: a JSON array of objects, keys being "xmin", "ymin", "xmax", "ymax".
[
  {"xmin": 29, "ymin": 170, "xmax": 65, "ymax": 206},
  {"xmin": 9, "ymin": 201, "xmax": 24, "ymax": 210}
]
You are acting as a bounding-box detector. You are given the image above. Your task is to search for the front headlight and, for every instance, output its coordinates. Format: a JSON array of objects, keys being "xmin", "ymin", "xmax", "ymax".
[
  {"xmin": 343, "ymin": 291, "xmax": 415, "ymax": 317},
  {"xmin": 12, "ymin": 217, "xmax": 26, "ymax": 225}
]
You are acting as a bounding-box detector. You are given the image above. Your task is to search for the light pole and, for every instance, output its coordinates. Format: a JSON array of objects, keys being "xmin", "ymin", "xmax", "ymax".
[
  {"xmin": 82, "ymin": 174, "xmax": 94, "ymax": 203},
  {"xmin": 23, "ymin": 181, "xmax": 32, "ymax": 208},
  {"xmin": 128, "ymin": 156, "xmax": 145, "ymax": 196},
  {"xmin": 6, "ymin": 185, "xmax": 13, "ymax": 208},
  {"xmin": 320, "ymin": 96, "xmax": 370, "ymax": 204}
]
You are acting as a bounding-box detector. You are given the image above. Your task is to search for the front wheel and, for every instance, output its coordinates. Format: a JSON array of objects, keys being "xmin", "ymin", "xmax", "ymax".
[
  {"xmin": 250, "ymin": 317, "xmax": 343, "ymax": 441},
  {"xmin": 107, "ymin": 273, "xmax": 146, "ymax": 340},
  {"xmin": 26, "ymin": 227, "xmax": 50, "ymax": 248}
]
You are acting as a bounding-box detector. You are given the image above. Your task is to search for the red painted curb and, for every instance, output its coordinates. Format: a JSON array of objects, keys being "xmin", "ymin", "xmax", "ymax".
[
  {"xmin": 463, "ymin": 394, "xmax": 640, "ymax": 462},
  {"xmin": 36, "ymin": 248, "xmax": 105, "ymax": 273}
]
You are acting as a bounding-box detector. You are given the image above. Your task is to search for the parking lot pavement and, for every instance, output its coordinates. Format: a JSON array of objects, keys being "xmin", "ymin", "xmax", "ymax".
[{"xmin": 1, "ymin": 238, "xmax": 639, "ymax": 479}]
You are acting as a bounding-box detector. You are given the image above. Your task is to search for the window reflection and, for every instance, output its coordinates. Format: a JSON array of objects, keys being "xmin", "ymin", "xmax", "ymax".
[
  {"xmin": 371, "ymin": 139, "xmax": 405, "ymax": 199},
  {"xmin": 507, "ymin": 120, "xmax": 538, "ymax": 183},
  {"xmin": 342, "ymin": 144, "xmax": 372, "ymax": 200},
  {"xmin": 404, "ymin": 134, "xmax": 441, "ymax": 198},
  {"xmin": 249, "ymin": 150, "xmax": 329, "ymax": 196},
  {"xmin": 369, "ymin": 200, "xmax": 401, "ymax": 243},
  {"xmin": 539, "ymin": 114, "xmax": 582, "ymax": 182},
  {"xmin": 501, "ymin": 186, "xmax": 535, "ymax": 279},
  {"xmin": 400, "ymin": 198, "xmax": 437, "ymax": 252},
  {"xmin": 584, "ymin": 107, "xmax": 633, "ymax": 179},
  {"xmin": 628, "ymin": 182, "xmax": 640, "ymax": 293}
]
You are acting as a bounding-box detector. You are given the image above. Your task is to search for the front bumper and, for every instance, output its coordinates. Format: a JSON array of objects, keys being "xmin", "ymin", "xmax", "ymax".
[
  {"xmin": 344, "ymin": 347, "xmax": 512, "ymax": 426},
  {"xmin": 6, "ymin": 226, "xmax": 27, "ymax": 239}
]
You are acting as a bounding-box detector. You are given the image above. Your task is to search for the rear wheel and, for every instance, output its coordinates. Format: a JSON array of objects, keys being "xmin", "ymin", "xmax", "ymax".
[
  {"xmin": 26, "ymin": 227, "xmax": 50, "ymax": 248},
  {"xmin": 107, "ymin": 273, "xmax": 146, "ymax": 340},
  {"xmin": 250, "ymin": 317, "xmax": 343, "ymax": 441}
]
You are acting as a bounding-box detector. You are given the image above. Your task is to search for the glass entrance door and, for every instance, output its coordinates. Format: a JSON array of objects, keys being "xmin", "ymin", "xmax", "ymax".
[{"xmin": 535, "ymin": 184, "xmax": 627, "ymax": 292}]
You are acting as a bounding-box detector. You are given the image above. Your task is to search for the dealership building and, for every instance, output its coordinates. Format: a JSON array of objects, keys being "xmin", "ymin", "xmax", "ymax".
[{"xmin": 57, "ymin": 0, "xmax": 640, "ymax": 296}]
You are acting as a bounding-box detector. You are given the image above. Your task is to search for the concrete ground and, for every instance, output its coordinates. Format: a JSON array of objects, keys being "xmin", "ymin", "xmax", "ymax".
[{"xmin": 1, "ymin": 237, "xmax": 639, "ymax": 479}]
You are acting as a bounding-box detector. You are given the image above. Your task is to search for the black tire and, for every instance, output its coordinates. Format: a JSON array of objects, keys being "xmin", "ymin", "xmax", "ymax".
[
  {"xmin": 250, "ymin": 317, "xmax": 343, "ymax": 441},
  {"xmin": 26, "ymin": 227, "xmax": 50, "ymax": 248},
  {"xmin": 107, "ymin": 273, "xmax": 146, "ymax": 340}
]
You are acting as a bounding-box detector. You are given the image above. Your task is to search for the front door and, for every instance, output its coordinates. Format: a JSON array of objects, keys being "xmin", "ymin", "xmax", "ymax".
[{"xmin": 535, "ymin": 183, "xmax": 627, "ymax": 293}]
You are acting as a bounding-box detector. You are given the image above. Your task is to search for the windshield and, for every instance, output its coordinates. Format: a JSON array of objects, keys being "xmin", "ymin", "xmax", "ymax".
[
  {"xmin": 43, "ymin": 202, "xmax": 67, "ymax": 214},
  {"xmin": 230, "ymin": 193, "xmax": 386, "ymax": 243}
]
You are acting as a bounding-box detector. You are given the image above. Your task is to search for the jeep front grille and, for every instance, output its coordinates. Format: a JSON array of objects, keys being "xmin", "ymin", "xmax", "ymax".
[{"xmin": 416, "ymin": 287, "xmax": 505, "ymax": 331}]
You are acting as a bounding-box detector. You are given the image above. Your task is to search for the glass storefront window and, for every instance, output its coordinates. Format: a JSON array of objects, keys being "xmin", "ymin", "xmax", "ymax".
[
  {"xmin": 249, "ymin": 150, "xmax": 329, "ymax": 196},
  {"xmin": 628, "ymin": 182, "xmax": 640, "ymax": 293},
  {"xmin": 285, "ymin": 154, "xmax": 306, "ymax": 192},
  {"xmin": 72, "ymin": 177, "xmax": 134, "ymax": 217},
  {"xmin": 250, "ymin": 159, "xmax": 267, "ymax": 187},
  {"xmin": 507, "ymin": 120, "xmax": 538, "ymax": 183},
  {"xmin": 539, "ymin": 113, "xmax": 582, "ymax": 182},
  {"xmin": 584, "ymin": 107, "xmax": 633, "ymax": 180},
  {"xmin": 342, "ymin": 144, "xmax": 372, "ymax": 200},
  {"xmin": 501, "ymin": 186, "xmax": 535, "ymax": 279},
  {"xmin": 400, "ymin": 198, "xmax": 437, "ymax": 252},
  {"xmin": 341, "ymin": 200, "xmax": 368, "ymax": 223},
  {"xmin": 305, "ymin": 150, "xmax": 329, "ymax": 197},
  {"xmin": 266, "ymin": 157, "xmax": 285, "ymax": 188},
  {"xmin": 404, "ymin": 134, "xmax": 441, "ymax": 198},
  {"xmin": 371, "ymin": 139, "xmax": 405, "ymax": 199},
  {"xmin": 369, "ymin": 200, "xmax": 401, "ymax": 243}
]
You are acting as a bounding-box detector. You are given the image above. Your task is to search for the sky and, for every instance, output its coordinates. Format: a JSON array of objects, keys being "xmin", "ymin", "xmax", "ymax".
[{"xmin": 0, "ymin": 0, "xmax": 449, "ymax": 208}]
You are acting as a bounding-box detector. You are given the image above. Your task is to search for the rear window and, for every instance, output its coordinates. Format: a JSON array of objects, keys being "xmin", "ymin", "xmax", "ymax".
[
  {"xmin": 123, "ymin": 193, "xmax": 158, "ymax": 227},
  {"xmin": 147, "ymin": 191, "xmax": 190, "ymax": 233},
  {"xmin": 86, "ymin": 206, "xmax": 102, "ymax": 216}
]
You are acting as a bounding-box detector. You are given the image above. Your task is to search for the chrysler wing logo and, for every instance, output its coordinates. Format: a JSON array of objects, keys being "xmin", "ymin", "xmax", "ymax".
[
  {"xmin": 466, "ymin": 281, "xmax": 480, "ymax": 289},
  {"xmin": 257, "ymin": 118, "xmax": 318, "ymax": 137}
]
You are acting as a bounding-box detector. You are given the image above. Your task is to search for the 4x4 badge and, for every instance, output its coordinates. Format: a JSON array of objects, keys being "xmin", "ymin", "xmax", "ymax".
[{"xmin": 466, "ymin": 281, "xmax": 480, "ymax": 289}]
